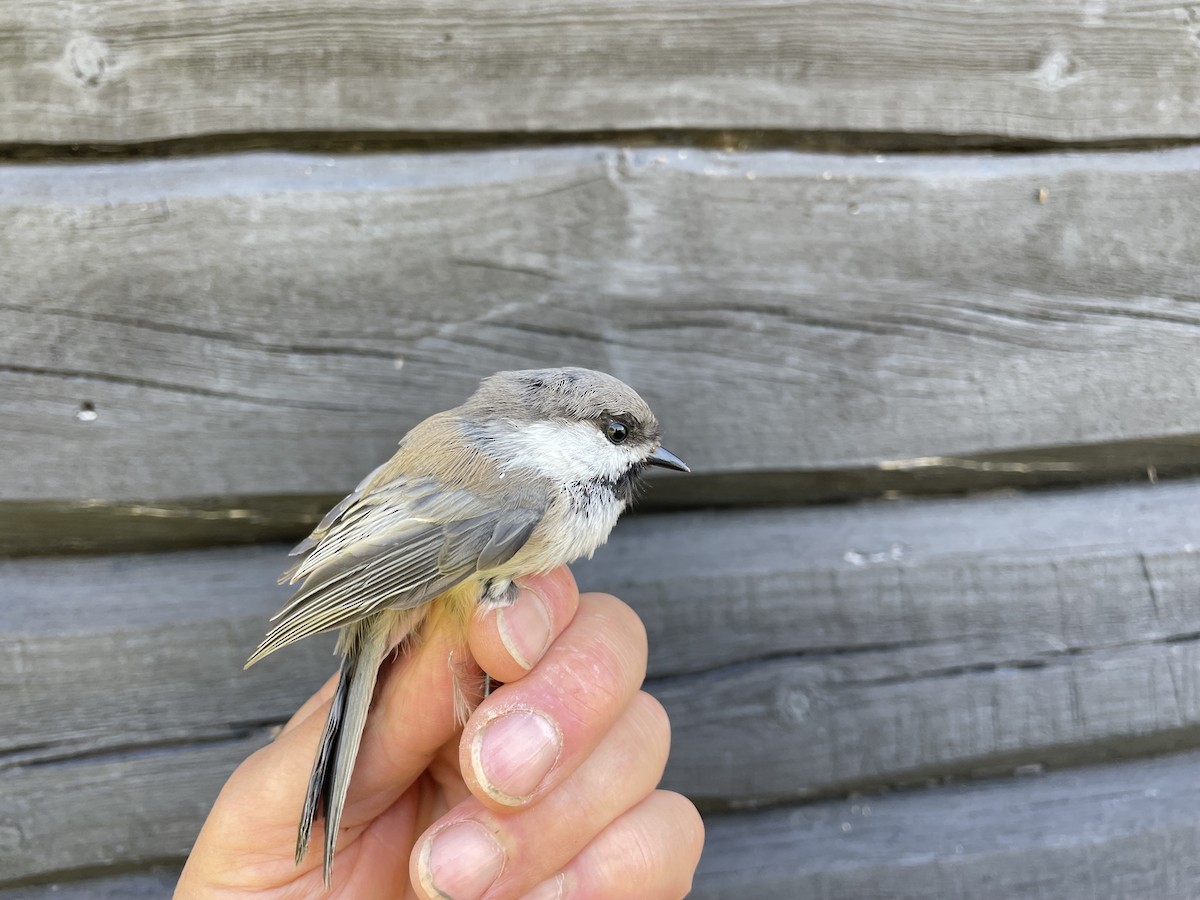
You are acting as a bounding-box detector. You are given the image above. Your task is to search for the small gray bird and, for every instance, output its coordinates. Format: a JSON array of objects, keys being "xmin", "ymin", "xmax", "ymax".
[{"xmin": 245, "ymin": 367, "xmax": 688, "ymax": 885}]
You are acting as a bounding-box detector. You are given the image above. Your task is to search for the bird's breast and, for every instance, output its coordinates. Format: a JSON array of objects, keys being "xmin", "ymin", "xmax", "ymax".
[{"xmin": 505, "ymin": 486, "xmax": 624, "ymax": 575}]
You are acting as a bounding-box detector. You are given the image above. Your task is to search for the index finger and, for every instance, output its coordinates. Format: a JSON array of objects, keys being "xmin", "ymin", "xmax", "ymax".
[
  {"xmin": 468, "ymin": 566, "xmax": 581, "ymax": 684},
  {"xmin": 460, "ymin": 591, "xmax": 649, "ymax": 811}
]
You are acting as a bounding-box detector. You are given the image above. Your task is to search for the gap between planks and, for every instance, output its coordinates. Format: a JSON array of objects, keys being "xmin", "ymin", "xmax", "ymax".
[{"xmin": 5, "ymin": 129, "xmax": 1200, "ymax": 163}]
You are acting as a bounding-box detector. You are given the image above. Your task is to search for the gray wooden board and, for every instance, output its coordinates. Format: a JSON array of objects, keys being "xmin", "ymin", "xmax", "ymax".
[
  {"xmin": 9, "ymin": 480, "xmax": 1200, "ymax": 877},
  {"xmin": 658, "ymin": 639, "xmax": 1200, "ymax": 806},
  {"xmin": 5, "ymin": 1, "xmax": 1200, "ymax": 143},
  {"xmin": 0, "ymin": 868, "xmax": 180, "ymax": 899},
  {"xmin": 9, "ymin": 751, "xmax": 1200, "ymax": 897},
  {"xmin": 0, "ymin": 732, "xmax": 269, "ymax": 885},
  {"xmin": 8, "ymin": 479, "xmax": 1200, "ymax": 749},
  {"xmin": 695, "ymin": 750, "xmax": 1200, "ymax": 900},
  {"xmin": 6, "ymin": 147, "xmax": 1200, "ymax": 512}
]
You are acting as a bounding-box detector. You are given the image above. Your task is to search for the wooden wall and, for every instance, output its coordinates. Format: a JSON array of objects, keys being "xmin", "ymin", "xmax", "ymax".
[{"xmin": 5, "ymin": 2, "xmax": 1200, "ymax": 896}]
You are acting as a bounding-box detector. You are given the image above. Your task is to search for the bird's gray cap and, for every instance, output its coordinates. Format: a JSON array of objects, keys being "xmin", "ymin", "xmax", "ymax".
[{"xmin": 465, "ymin": 367, "xmax": 660, "ymax": 436}]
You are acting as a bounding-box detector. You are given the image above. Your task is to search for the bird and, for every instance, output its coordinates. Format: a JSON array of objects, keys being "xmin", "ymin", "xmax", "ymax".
[{"xmin": 244, "ymin": 366, "xmax": 689, "ymax": 885}]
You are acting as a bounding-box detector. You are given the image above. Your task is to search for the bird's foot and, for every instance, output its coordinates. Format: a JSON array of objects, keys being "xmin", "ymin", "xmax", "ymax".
[{"xmin": 479, "ymin": 577, "xmax": 519, "ymax": 611}]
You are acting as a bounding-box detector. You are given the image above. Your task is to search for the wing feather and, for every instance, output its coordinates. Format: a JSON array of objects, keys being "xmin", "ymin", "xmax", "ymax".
[
  {"xmin": 247, "ymin": 475, "xmax": 542, "ymax": 667},
  {"xmin": 477, "ymin": 515, "xmax": 540, "ymax": 572}
]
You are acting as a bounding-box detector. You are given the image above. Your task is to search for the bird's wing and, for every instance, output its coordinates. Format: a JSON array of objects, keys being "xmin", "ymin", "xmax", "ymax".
[{"xmin": 245, "ymin": 476, "xmax": 542, "ymax": 666}]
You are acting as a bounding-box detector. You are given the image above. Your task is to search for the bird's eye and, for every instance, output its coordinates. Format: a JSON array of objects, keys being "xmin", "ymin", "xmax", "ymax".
[{"xmin": 605, "ymin": 420, "xmax": 629, "ymax": 444}]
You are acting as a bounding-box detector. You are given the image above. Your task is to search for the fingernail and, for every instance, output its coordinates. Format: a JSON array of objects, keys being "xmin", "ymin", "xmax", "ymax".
[
  {"xmin": 419, "ymin": 821, "xmax": 505, "ymax": 900},
  {"xmin": 496, "ymin": 585, "xmax": 553, "ymax": 670},
  {"xmin": 471, "ymin": 709, "xmax": 561, "ymax": 805},
  {"xmin": 524, "ymin": 873, "xmax": 566, "ymax": 900}
]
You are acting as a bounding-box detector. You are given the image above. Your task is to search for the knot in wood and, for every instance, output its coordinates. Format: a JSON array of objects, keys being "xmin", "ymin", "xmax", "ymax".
[{"xmin": 65, "ymin": 35, "xmax": 111, "ymax": 89}]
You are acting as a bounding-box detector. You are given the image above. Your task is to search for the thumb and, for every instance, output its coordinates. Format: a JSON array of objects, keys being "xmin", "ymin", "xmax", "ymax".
[{"xmin": 185, "ymin": 604, "xmax": 473, "ymax": 886}]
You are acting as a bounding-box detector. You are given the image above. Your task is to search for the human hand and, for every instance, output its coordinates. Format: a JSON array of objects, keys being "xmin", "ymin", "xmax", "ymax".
[{"xmin": 176, "ymin": 566, "xmax": 704, "ymax": 898}]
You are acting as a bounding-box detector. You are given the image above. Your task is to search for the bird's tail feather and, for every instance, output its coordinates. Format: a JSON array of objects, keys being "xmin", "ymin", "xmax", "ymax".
[
  {"xmin": 295, "ymin": 648, "xmax": 353, "ymax": 867},
  {"xmin": 321, "ymin": 615, "xmax": 391, "ymax": 886},
  {"xmin": 295, "ymin": 613, "xmax": 400, "ymax": 888}
]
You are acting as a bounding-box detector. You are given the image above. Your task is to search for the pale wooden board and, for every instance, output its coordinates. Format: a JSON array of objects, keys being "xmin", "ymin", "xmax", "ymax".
[
  {"xmin": 5, "ymin": 147, "xmax": 1200, "ymax": 519},
  {"xmin": 695, "ymin": 750, "xmax": 1200, "ymax": 899},
  {"xmin": 5, "ymin": 1, "xmax": 1200, "ymax": 143},
  {"xmin": 8, "ymin": 481, "xmax": 1200, "ymax": 879}
]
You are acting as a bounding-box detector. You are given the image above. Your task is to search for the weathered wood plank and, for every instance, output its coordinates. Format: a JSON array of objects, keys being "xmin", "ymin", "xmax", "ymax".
[
  {"xmin": 597, "ymin": 479, "xmax": 1200, "ymax": 678},
  {"xmin": 659, "ymin": 639, "xmax": 1200, "ymax": 806},
  {"xmin": 5, "ymin": 1, "xmax": 1200, "ymax": 144},
  {"xmin": 8, "ymin": 480, "xmax": 1200, "ymax": 880},
  {"xmin": 0, "ymin": 868, "xmax": 180, "ymax": 899},
  {"xmin": 695, "ymin": 750, "xmax": 1200, "ymax": 900},
  {"xmin": 6, "ymin": 147, "xmax": 1200, "ymax": 533},
  {"xmin": 1, "ymin": 548, "xmax": 330, "ymax": 766},
  {"xmin": 0, "ymin": 732, "xmax": 270, "ymax": 885},
  {"xmin": 9, "ymin": 479, "xmax": 1200, "ymax": 758},
  {"xmin": 11, "ymin": 750, "xmax": 1200, "ymax": 896}
]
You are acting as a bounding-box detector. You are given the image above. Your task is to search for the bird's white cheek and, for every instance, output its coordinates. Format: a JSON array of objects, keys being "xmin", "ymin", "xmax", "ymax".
[{"xmin": 492, "ymin": 422, "xmax": 636, "ymax": 483}]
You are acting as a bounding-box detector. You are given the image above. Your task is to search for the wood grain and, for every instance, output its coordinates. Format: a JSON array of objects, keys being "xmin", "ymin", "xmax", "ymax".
[
  {"xmin": 5, "ymin": 1, "xmax": 1200, "ymax": 144},
  {"xmin": 695, "ymin": 749, "xmax": 1200, "ymax": 899},
  {"xmin": 7, "ymin": 480, "xmax": 1200, "ymax": 878},
  {"xmin": 6, "ymin": 147, "xmax": 1200, "ymax": 523}
]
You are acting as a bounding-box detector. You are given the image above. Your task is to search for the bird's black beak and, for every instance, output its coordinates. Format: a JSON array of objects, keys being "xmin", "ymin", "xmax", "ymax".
[{"xmin": 646, "ymin": 446, "xmax": 690, "ymax": 473}]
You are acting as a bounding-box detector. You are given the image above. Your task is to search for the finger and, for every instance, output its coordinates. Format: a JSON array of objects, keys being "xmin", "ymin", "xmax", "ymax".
[
  {"xmin": 461, "ymin": 592, "xmax": 648, "ymax": 809},
  {"xmin": 469, "ymin": 566, "xmax": 580, "ymax": 683},
  {"xmin": 412, "ymin": 691, "xmax": 671, "ymax": 900},
  {"xmin": 526, "ymin": 791, "xmax": 705, "ymax": 900}
]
